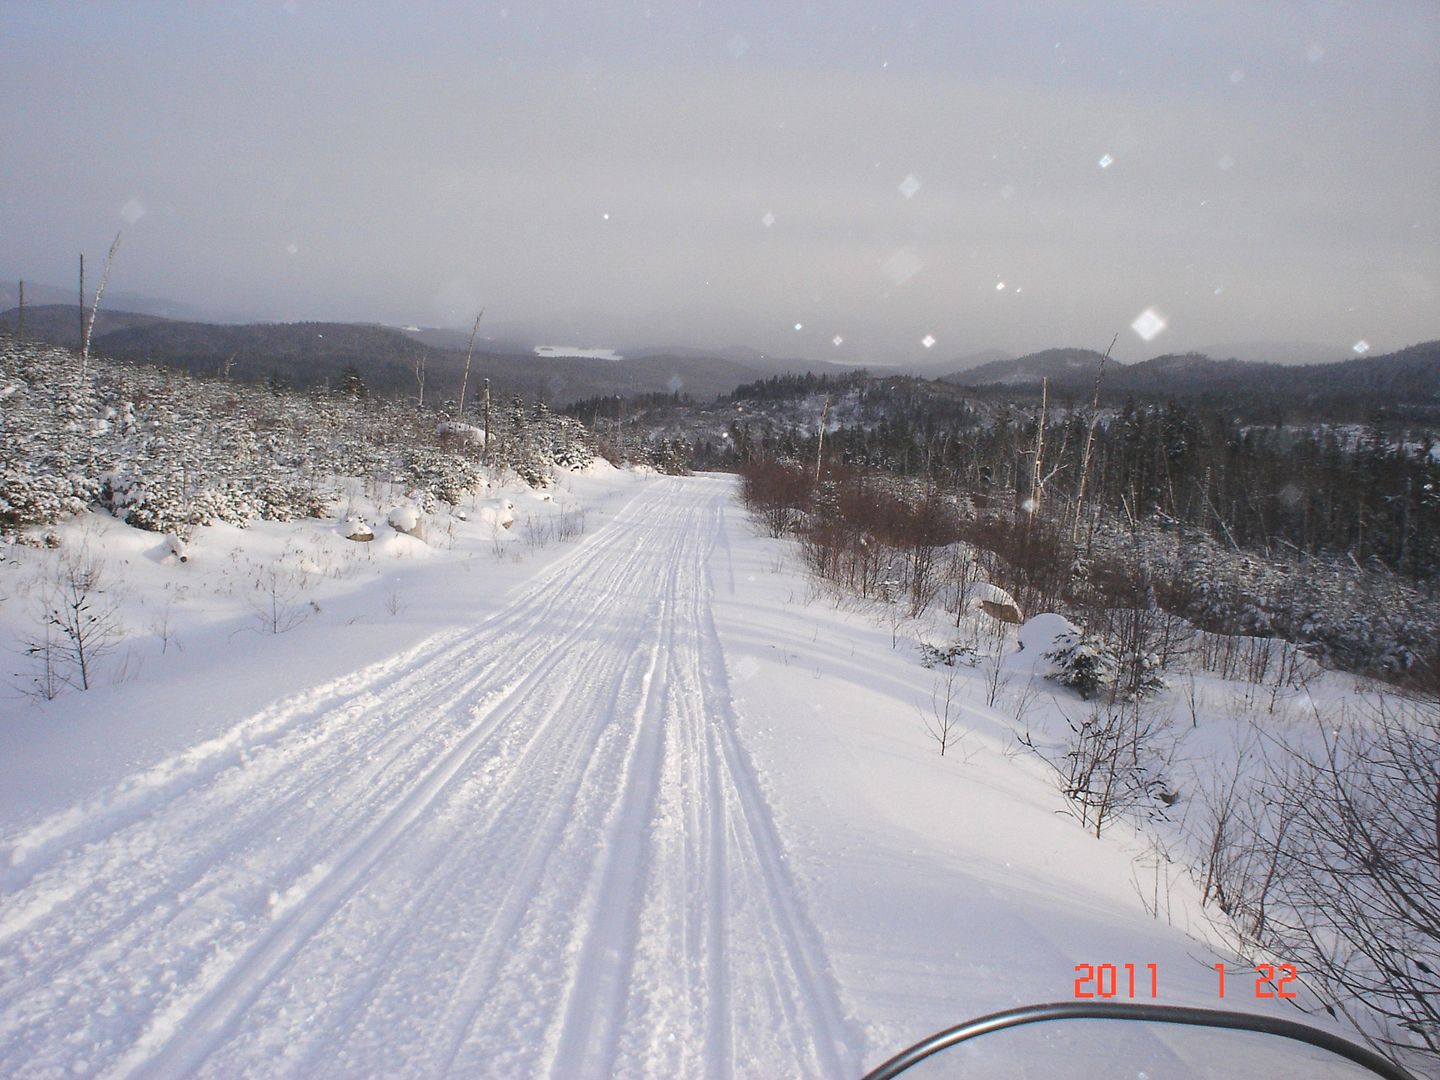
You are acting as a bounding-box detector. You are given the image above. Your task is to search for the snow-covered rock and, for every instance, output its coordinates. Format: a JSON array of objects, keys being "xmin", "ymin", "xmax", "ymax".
[
  {"xmin": 474, "ymin": 498, "xmax": 515, "ymax": 532},
  {"xmin": 436, "ymin": 421, "xmax": 487, "ymax": 446},
  {"xmin": 964, "ymin": 581, "xmax": 1022, "ymax": 623},
  {"xmin": 341, "ymin": 517, "xmax": 374, "ymax": 542},
  {"xmin": 1018, "ymin": 612, "xmax": 1078, "ymax": 655},
  {"xmin": 387, "ymin": 505, "xmax": 425, "ymax": 540}
]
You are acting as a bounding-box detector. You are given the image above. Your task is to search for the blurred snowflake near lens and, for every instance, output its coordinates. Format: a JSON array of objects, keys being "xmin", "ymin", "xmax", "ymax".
[
  {"xmin": 1098, "ymin": 153, "xmax": 1114, "ymax": 169},
  {"xmin": 285, "ymin": 243, "xmax": 299, "ymax": 256},
  {"xmin": 1131, "ymin": 308, "xmax": 1166, "ymax": 341},
  {"xmin": 794, "ymin": 322, "xmax": 803, "ymax": 331},
  {"xmin": 728, "ymin": 34, "xmax": 749, "ymax": 59},
  {"xmin": 921, "ymin": 334, "xmax": 936, "ymax": 349},
  {"xmin": 832, "ymin": 335, "xmax": 844, "ymax": 346},
  {"xmin": 1307, "ymin": 42, "xmax": 1326, "ymax": 63},
  {"xmin": 761, "ymin": 211, "xmax": 775, "ymax": 228},
  {"xmin": 898, "ymin": 174, "xmax": 921, "ymax": 199},
  {"xmin": 120, "ymin": 199, "xmax": 146, "ymax": 224},
  {"xmin": 881, "ymin": 246, "xmax": 923, "ymax": 286},
  {"xmin": 1353, "ymin": 340, "xmax": 1370, "ymax": 354}
]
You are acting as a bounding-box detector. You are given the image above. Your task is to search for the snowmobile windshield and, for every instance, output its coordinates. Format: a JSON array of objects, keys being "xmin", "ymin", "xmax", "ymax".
[{"xmin": 862, "ymin": 1002, "xmax": 1421, "ymax": 1080}]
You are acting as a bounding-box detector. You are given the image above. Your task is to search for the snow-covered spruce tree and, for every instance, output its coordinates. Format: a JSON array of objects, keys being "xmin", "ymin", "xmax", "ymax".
[
  {"xmin": 1117, "ymin": 646, "xmax": 1168, "ymax": 701},
  {"xmin": 1045, "ymin": 628, "xmax": 1118, "ymax": 701}
]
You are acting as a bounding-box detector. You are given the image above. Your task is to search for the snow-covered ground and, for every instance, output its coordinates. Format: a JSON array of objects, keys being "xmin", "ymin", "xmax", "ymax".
[
  {"xmin": 533, "ymin": 346, "xmax": 624, "ymax": 362},
  {"xmin": 0, "ymin": 474, "xmax": 1389, "ymax": 1077}
]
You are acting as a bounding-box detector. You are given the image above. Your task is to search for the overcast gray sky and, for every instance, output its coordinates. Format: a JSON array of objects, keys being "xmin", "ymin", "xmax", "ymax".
[{"xmin": 3, "ymin": 1, "xmax": 1437, "ymax": 364}]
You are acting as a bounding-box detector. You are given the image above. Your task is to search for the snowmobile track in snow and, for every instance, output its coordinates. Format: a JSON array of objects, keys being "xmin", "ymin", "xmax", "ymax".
[{"xmin": 0, "ymin": 476, "xmax": 859, "ymax": 1079}]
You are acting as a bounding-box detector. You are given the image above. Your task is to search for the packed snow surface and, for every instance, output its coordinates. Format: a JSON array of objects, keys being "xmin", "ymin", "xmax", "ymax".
[{"xmin": 0, "ymin": 475, "xmax": 1370, "ymax": 1078}]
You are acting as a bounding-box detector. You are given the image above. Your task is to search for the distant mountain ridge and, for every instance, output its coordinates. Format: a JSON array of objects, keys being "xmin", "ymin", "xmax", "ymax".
[
  {"xmin": 3, "ymin": 301, "xmax": 1434, "ymax": 418},
  {"xmin": 945, "ymin": 348, "xmax": 1114, "ymax": 389},
  {"xmin": 941, "ymin": 341, "xmax": 1440, "ymax": 420},
  {"xmin": 0, "ymin": 306, "xmax": 801, "ymax": 404}
]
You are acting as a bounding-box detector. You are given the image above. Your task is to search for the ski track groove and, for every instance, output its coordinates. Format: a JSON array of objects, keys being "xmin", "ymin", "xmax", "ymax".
[{"xmin": 0, "ymin": 477, "xmax": 859, "ymax": 1079}]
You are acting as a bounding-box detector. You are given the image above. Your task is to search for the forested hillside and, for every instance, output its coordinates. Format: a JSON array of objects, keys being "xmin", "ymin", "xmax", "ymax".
[{"xmin": 0, "ymin": 334, "xmax": 598, "ymax": 539}]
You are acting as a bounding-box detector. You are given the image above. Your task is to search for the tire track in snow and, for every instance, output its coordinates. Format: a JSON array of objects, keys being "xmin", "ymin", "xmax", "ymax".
[
  {"xmin": 0, "ymin": 489, "xmax": 654, "ymax": 1011},
  {"xmin": 106, "ymin": 487, "xmax": 679, "ymax": 1079},
  {"xmin": 0, "ymin": 485, "xmax": 668, "ymax": 1076},
  {"xmin": 611, "ymin": 482, "xmax": 860, "ymax": 1079},
  {"xmin": 0, "ymin": 480, "xmax": 657, "ymax": 904},
  {"xmin": 0, "ymin": 477, "xmax": 859, "ymax": 1078}
]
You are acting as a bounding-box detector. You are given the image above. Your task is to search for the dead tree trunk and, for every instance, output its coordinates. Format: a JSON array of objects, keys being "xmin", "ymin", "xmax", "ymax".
[{"xmin": 458, "ymin": 310, "xmax": 483, "ymax": 417}]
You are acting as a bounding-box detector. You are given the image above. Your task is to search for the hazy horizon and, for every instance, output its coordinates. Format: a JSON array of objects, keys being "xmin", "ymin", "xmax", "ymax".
[{"xmin": 4, "ymin": 2, "xmax": 1436, "ymax": 366}]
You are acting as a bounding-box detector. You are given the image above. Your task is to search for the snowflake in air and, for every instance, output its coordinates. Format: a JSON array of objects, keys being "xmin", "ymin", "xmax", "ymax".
[
  {"xmin": 1131, "ymin": 308, "xmax": 1166, "ymax": 341},
  {"xmin": 881, "ymin": 247, "xmax": 923, "ymax": 287}
]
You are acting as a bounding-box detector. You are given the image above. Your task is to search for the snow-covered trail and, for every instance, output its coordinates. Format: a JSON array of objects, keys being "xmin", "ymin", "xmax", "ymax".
[{"xmin": 0, "ymin": 476, "xmax": 860, "ymax": 1079}]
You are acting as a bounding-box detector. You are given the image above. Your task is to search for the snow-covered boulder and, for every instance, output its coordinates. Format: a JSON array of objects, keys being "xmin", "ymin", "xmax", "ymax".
[
  {"xmin": 966, "ymin": 581, "xmax": 1022, "ymax": 624},
  {"xmin": 474, "ymin": 498, "xmax": 515, "ymax": 532},
  {"xmin": 1018, "ymin": 613, "xmax": 1079, "ymax": 655},
  {"xmin": 387, "ymin": 505, "xmax": 425, "ymax": 540},
  {"xmin": 436, "ymin": 421, "xmax": 487, "ymax": 447},
  {"xmin": 341, "ymin": 517, "xmax": 375, "ymax": 542}
]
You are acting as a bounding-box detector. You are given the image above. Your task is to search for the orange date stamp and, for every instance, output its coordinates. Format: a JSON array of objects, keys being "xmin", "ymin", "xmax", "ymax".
[{"xmin": 1072, "ymin": 962, "xmax": 1300, "ymax": 1000}]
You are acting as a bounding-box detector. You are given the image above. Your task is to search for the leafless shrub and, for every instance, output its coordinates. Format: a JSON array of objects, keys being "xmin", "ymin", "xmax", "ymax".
[
  {"xmin": 247, "ymin": 563, "xmax": 317, "ymax": 634},
  {"xmin": 739, "ymin": 459, "xmax": 812, "ymax": 537},
  {"xmin": 888, "ymin": 489, "xmax": 962, "ymax": 617},
  {"xmin": 921, "ymin": 665, "xmax": 967, "ymax": 757},
  {"xmin": 149, "ymin": 600, "xmax": 181, "ymax": 654},
  {"xmin": 983, "ymin": 628, "xmax": 1012, "ymax": 709},
  {"xmin": 1008, "ymin": 675, "xmax": 1042, "ymax": 728},
  {"xmin": 521, "ymin": 513, "xmax": 554, "ymax": 550},
  {"xmin": 943, "ymin": 544, "xmax": 983, "ymax": 629},
  {"xmin": 1132, "ymin": 834, "xmax": 1183, "ymax": 924},
  {"xmin": 20, "ymin": 618, "xmax": 66, "ymax": 701},
  {"xmin": 27, "ymin": 548, "xmax": 125, "ymax": 691},
  {"xmin": 553, "ymin": 505, "xmax": 586, "ymax": 542},
  {"xmin": 1022, "ymin": 701, "xmax": 1177, "ymax": 838},
  {"xmin": 1248, "ymin": 696, "xmax": 1439, "ymax": 1063}
]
